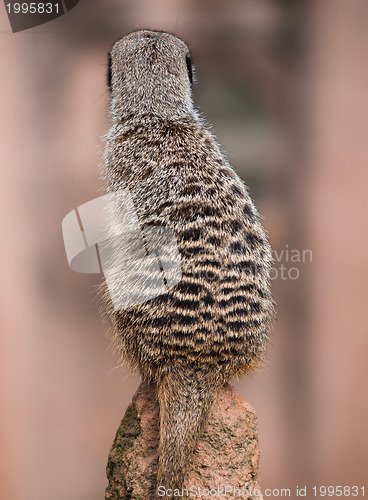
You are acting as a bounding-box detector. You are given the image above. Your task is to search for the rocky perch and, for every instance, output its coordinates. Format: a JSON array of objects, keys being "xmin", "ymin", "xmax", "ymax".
[{"xmin": 105, "ymin": 381, "xmax": 263, "ymax": 499}]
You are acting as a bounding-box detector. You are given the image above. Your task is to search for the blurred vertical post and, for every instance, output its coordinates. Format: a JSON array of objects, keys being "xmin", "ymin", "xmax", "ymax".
[{"xmin": 307, "ymin": 0, "xmax": 368, "ymax": 484}]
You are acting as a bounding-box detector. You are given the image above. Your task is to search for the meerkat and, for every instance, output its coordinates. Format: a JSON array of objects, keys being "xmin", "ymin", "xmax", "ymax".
[{"xmin": 103, "ymin": 30, "xmax": 274, "ymax": 498}]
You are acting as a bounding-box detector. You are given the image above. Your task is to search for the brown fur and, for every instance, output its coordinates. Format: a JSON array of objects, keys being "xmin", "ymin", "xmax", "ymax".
[{"xmin": 103, "ymin": 30, "xmax": 274, "ymax": 498}]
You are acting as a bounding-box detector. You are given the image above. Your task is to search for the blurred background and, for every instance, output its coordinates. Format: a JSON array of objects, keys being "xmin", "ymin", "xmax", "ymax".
[{"xmin": 1, "ymin": 1, "xmax": 368, "ymax": 499}]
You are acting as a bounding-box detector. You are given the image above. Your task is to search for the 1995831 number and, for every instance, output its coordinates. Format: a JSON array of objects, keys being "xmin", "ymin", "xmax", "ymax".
[
  {"xmin": 6, "ymin": 3, "xmax": 60, "ymax": 14},
  {"xmin": 313, "ymin": 486, "xmax": 365, "ymax": 497}
]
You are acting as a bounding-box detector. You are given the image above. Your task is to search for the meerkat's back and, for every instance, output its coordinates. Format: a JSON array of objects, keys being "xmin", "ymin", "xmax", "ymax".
[{"xmin": 104, "ymin": 30, "xmax": 274, "ymax": 497}]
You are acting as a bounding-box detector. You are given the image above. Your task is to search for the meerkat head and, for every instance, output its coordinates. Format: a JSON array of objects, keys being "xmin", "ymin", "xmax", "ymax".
[{"xmin": 107, "ymin": 30, "xmax": 195, "ymax": 121}]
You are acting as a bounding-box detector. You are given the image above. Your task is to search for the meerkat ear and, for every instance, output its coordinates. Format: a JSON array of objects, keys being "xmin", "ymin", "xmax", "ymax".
[
  {"xmin": 185, "ymin": 54, "xmax": 193, "ymax": 85},
  {"xmin": 107, "ymin": 52, "xmax": 112, "ymax": 92}
]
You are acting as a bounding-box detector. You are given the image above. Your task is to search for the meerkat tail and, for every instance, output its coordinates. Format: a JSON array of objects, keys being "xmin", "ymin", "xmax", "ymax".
[{"xmin": 156, "ymin": 365, "xmax": 223, "ymax": 497}]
